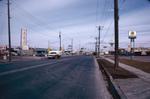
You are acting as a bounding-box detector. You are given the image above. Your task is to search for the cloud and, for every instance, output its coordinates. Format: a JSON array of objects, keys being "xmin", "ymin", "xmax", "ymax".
[
  {"xmin": 120, "ymin": 6, "xmax": 150, "ymax": 27},
  {"xmin": 119, "ymin": 6, "xmax": 150, "ymax": 39},
  {"xmin": 17, "ymin": 0, "xmax": 78, "ymax": 13},
  {"xmin": 1, "ymin": 0, "xmax": 150, "ymax": 49}
]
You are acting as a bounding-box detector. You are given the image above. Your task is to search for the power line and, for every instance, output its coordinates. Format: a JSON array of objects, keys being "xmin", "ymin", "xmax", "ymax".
[
  {"xmin": 12, "ymin": 0, "xmax": 101, "ymax": 41},
  {"xmin": 101, "ymin": 0, "xmax": 126, "ymax": 47},
  {"xmin": 100, "ymin": 0, "xmax": 114, "ymax": 45},
  {"xmin": 11, "ymin": 1, "xmax": 52, "ymax": 31},
  {"xmin": 101, "ymin": 20, "xmax": 114, "ymax": 44},
  {"xmin": 95, "ymin": 0, "xmax": 100, "ymax": 24}
]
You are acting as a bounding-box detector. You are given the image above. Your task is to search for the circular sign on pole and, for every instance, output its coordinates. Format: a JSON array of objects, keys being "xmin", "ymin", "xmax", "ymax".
[{"xmin": 129, "ymin": 31, "xmax": 136, "ymax": 39}]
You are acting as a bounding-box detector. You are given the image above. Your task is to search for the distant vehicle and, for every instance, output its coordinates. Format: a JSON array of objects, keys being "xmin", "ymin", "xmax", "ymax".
[
  {"xmin": 34, "ymin": 50, "xmax": 47, "ymax": 57},
  {"xmin": 35, "ymin": 51, "xmax": 46, "ymax": 57},
  {"xmin": 47, "ymin": 51, "xmax": 62, "ymax": 59},
  {"xmin": 11, "ymin": 52, "xmax": 18, "ymax": 56},
  {"xmin": 85, "ymin": 52, "xmax": 92, "ymax": 56}
]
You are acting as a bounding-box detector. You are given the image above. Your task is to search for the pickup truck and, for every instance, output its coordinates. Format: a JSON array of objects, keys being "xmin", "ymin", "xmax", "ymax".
[{"xmin": 47, "ymin": 51, "xmax": 62, "ymax": 59}]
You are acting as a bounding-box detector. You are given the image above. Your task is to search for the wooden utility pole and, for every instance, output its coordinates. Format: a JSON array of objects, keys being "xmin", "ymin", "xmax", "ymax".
[
  {"xmin": 59, "ymin": 32, "xmax": 62, "ymax": 51},
  {"xmin": 7, "ymin": 0, "xmax": 12, "ymax": 62},
  {"xmin": 114, "ymin": 0, "xmax": 119, "ymax": 69},
  {"xmin": 71, "ymin": 39, "xmax": 73, "ymax": 53},
  {"xmin": 95, "ymin": 37, "xmax": 98, "ymax": 56},
  {"xmin": 97, "ymin": 26, "xmax": 103, "ymax": 57}
]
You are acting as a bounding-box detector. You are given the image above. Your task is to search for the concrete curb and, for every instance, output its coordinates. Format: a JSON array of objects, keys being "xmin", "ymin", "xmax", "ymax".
[{"xmin": 93, "ymin": 57, "xmax": 112, "ymax": 99}]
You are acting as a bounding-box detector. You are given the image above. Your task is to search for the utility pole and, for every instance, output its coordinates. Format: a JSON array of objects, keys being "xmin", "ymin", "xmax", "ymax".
[
  {"xmin": 114, "ymin": 0, "xmax": 119, "ymax": 69},
  {"xmin": 48, "ymin": 40, "xmax": 50, "ymax": 49},
  {"xmin": 59, "ymin": 32, "xmax": 61, "ymax": 51},
  {"xmin": 79, "ymin": 41, "xmax": 81, "ymax": 52},
  {"xmin": 95, "ymin": 37, "xmax": 98, "ymax": 56},
  {"xmin": 48, "ymin": 40, "xmax": 50, "ymax": 51},
  {"xmin": 7, "ymin": 0, "xmax": 12, "ymax": 62},
  {"xmin": 71, "ymin": 39, "xmax": 73, "ymax": 54},
  {"xmin": 97, "ymin": 26, "xmax": 103, "ymax": 57}
]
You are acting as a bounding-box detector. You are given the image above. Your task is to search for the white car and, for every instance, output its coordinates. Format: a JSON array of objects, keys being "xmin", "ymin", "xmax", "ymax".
[{"xmin": 47, "ymin": 51, "xmax": 62, "ymax": 59}]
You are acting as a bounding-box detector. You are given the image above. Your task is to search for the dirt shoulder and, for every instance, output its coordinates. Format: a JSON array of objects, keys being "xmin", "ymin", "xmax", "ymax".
[
  {"xmin": 119, "ymin": 58, "xmax": 150, "ymax": 73},
  {"xmin": 97, "ymin": 59, "xmax": 137, "ymax": 79}
]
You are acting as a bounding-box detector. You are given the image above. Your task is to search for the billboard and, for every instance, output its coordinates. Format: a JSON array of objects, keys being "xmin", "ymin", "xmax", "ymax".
[
  {"xmin": 21, "ymin": 28, "xmax": 29, "ymax": 50},
  {"xmin": 128, "ymin": 31, "xmax": 136, "ymax": 39}
]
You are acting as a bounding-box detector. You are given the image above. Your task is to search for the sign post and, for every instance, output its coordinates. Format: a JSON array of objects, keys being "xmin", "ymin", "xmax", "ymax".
[{"xmin": 128, "ymin": 31, "xmax": 136, "ymax": 60}]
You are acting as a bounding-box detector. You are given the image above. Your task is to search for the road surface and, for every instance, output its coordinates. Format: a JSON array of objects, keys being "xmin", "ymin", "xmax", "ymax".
[{"xmin": 0, "ymin": 56, "xmax": 110, "ymax": 99}]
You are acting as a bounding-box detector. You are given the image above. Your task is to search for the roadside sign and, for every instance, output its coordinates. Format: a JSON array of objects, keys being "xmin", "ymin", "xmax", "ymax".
[{"xmin": 129, "ymin": 31, "xmax": 136, "ymax": 39}]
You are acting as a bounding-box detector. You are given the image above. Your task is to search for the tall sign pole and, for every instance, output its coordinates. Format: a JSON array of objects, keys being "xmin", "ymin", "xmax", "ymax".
[
  {"xmin": 128, "ymin": 31, "xmax": 136, "ymax": 60},
  {"xmin": 7, "ymin": 0, "xmax": 12, "ymax": 62},
  {"xmin": 114, "ymin": 0, "xmax": 119, "ymax": 69}
]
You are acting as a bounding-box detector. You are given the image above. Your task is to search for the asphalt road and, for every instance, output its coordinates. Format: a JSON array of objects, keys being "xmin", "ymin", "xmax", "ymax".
[{"xmin": 0, "ymin": 55, "xmax": 110, "ymax": 99}]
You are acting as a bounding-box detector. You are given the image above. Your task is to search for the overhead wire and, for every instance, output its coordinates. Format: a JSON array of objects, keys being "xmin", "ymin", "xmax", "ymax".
[
  {"xmin": 12, "ymin": 0, "xmax": 102, "ymax": 44},
  {"xmin": 100, "ymin": 0, "xmax": 114, "ymax": 44},
  {"xmin": 0, "ymin": 0, "xmax": 58, "ymax": 47},
  {"xmin": 11, "ymin": 0, "xmax": 54, "ymax": 32},
  {"xmin": 0, "ymin": 0, "xmax": 8, "ymax": 46},
  {"xmin": 101, "ymin": 0, "xmax": 126, "ymax": 46},
  {"xmin": 11, "ymin": 0, "xmax": 63, "ymax": 48}
]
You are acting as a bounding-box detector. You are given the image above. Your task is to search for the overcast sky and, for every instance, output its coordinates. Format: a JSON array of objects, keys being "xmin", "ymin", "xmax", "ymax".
[{"xmin": 0, "ymin": 0, "xmax": 150, "ymax": 50}]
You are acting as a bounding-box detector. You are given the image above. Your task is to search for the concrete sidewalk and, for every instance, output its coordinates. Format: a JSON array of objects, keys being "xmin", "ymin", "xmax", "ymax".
[{"xmin": 104, "ymin": 58, "xmax": 150, "ymax": 83}]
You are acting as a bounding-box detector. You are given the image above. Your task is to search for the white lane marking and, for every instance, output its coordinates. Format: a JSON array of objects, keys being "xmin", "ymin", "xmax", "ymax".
[
  {"xmin": 0, "ymin": 57, "xmax": 75, "ymax": 76},
  {"xmin": 0, "ymin": 61, "xmax": 58, "ymax": 76}
]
